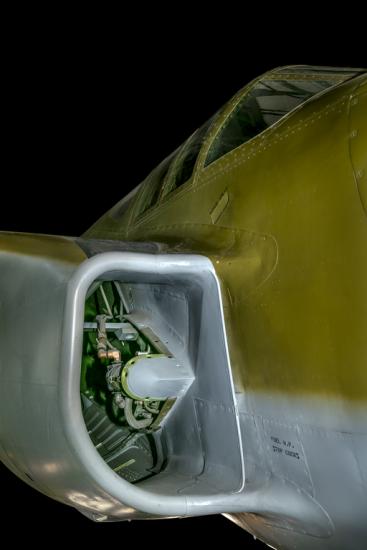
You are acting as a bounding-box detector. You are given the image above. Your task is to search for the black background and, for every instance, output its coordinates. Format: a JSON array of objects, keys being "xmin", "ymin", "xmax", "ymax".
[{"xmin": 1, "ymin": 13, "xmax": 364, "ymax": 549}]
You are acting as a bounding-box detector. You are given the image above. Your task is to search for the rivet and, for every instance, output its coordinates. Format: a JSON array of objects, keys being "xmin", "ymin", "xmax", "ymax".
[
  {"xmin": 350, "ymin": 129, "xmax": 358, "ymax": 139},
  {"xmin": 351, "ymin": 97, "xmax": 359, "ymax": 106}
]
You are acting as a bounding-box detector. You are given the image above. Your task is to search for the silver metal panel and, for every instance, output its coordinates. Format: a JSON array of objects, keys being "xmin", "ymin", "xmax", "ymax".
[
  {"xmin": 60, "ymin": 251, "xmax": 246, "ymax": 515},
  {"xmin": 0, "ymin": 245, "xmax": 250, "ymax": 519},
  {"xmin": 123, "ymin": 277, "xmax": 244, "ymax": 492},
  {"xmin": 126, "ymin": 355, "xmax": 194, "ymax": 400},
  {"xmin": 1, "ymin": 242, "xmax": 360, "ymax": 547},
  {"xmin": 231, "ymin": 391, "xmax": 367, "ymax": 547}
]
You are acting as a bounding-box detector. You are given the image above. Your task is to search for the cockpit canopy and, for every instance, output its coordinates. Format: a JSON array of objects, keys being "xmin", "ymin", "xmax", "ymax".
[{"xmin": 115, "ymin": 65, "xmax": 365, "ymax": 220}]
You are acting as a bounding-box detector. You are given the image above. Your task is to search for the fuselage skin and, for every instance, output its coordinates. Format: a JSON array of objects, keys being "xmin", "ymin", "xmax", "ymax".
[{"xmin": 83, "ymin": 71, "xmax": 367, "ymax": 549}]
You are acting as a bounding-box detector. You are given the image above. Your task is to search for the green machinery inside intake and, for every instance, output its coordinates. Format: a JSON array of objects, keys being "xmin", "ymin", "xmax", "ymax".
[{"xmin": 80, "ymin": 281, "xmax": 174, "ymax": 483}]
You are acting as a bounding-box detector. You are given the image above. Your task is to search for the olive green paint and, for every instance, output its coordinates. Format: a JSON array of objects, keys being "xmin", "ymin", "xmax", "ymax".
[
  {"xmin": 0, "ymin": 232, "xmax": 86, "ymax": 264},
  {"xmin": 84, "ymin": 69, "xmax": 367, "ymax": 402}
]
